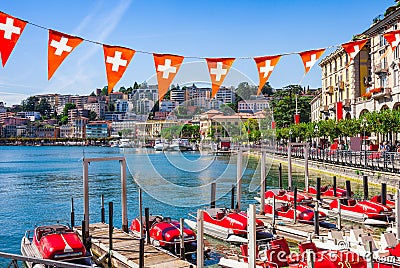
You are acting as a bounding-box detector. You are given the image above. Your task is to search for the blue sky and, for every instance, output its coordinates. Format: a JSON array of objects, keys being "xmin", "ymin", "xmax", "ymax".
[{"xmin": 0, "ymin": 0, "xmax": 396, "ymax": 105}]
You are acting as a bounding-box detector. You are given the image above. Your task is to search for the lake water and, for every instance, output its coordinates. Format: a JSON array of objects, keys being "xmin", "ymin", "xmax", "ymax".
[{"xmin": 0, "ymin": 146, "xmax": 381, "ymax": 266}]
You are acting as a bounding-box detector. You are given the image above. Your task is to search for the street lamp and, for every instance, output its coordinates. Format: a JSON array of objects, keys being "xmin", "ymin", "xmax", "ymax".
[
  {"xmin": 314, "ymin": 124, "xmax": 319, "ymax": 158},
  {"xmin": 289, "ymin": 129, "xmax": 293, "ymax": 143},
  {"xmin": 361, "ymin": 117, "xmax": 367, "ymax": 167}
]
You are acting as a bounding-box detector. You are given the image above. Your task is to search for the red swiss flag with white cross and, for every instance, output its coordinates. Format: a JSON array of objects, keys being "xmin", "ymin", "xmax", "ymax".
[{"xmin": 0, "ymin": 12, "xmax": 27, "ymax": 67}]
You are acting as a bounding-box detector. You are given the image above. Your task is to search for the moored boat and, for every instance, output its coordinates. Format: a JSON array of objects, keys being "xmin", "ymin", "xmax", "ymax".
[
  {"xmin": 263, "ymin": 200, "xmax": 327, "ymax": 224},
  {"xmin": 219, "ymin": 237, "xmax": 367, "ymax": 268},
  {"xmin": 21, "ymin": 224, "xmax": 95, "ymax": 268},
  {"xmin": 263, "ymin": 189, "xmax": 313, "ymax": 204},
  {"xmin": 307, "ymin": 185, "xmax": 353, "ymax": 198},
  {"xmin": 185, "ymin": 208, "xmax": 273, "ymax": 243},
  {"xmin": 129, "ymin": 215, "xmax": 196, "ymax": 259},
  {"xmin": 322, "ymin": 198, "xmax": 392, "ymax": 226}
]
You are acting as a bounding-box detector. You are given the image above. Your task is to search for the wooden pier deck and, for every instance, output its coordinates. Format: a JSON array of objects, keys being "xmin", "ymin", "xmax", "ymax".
[
  {"xmin": 257, "ymin": 214, "xmax": 330, "ymax": 242},
  {"xmin": 75, "ymin": 223, "xmax": 195, "ymax": 268}
]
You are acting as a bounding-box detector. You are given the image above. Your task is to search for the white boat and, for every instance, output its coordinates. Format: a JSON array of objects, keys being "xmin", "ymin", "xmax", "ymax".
[
  {"xmin": 119, "ymin": 139, "xmax": 132, "ymax": 148},
  {"xmin": 154, "ymin": 140, "xmax": 166, "ymax": 151}
]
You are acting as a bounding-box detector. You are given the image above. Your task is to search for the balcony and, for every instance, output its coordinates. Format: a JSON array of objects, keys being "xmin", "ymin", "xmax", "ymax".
[
  {"xmin": 374, "ymin": 62, "xmax": 389, "ymax": 74},
  {"xmin": 320, "ymin": 105, "xmax": 329, "ymax": 113},
  {"xmin": 338, "ymin": 81, "xmax": 345, "ymax": 90},
  {"xmin": 371, "ymin": 87, "xmax": 392, "ymax": 99},
  {"xmin": 328, "ymin": 103, "xmax": 336, "ymax": 111},
  {"xmin": 326, "ymin": 86, "xmax": 334, "ymax": 94},
  {"xmin": 343, "ymin": 99, "xmax": 351, "ymax": 108}
]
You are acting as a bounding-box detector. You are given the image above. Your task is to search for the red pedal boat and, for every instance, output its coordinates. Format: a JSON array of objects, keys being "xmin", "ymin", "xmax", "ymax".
[
  {"xmin": 265, "ymin": 189, "xmax": 313, "ymax": 204},
  {"xmin": 21, "ymin": 224, "xmax": 94, "ymax": 267},
  {"xmin": 370, "ymin": 194, "xmax": 395, "ymax": 208},
  {"xmin": 307, "ymin": 185, "xmax": 353, "ymax": 197},
  {"xmin": 129, "ymin": 215, "xmax": 196, "ymax": 259},
  {"xmin": 326, "ymin": 198, "xmax": 392, "ymax": 226},
  {"xmin": 263, "ymin": 201, "xmax": 326, "ymax": 224},
  {"xmin": 219, "ymin": 237, "xmax": 366, "ymax": 268},
  {"xmin": 185, "ymin": 208, "xmax": 273, "ymax": 243}
]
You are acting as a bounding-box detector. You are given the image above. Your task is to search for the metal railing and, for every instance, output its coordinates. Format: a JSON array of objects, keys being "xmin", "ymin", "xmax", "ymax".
[
  {"xmin": 0, "ymin": 252, "xmax": 91, "ymax": 268},
  {"xmin": 271, "ymin": 146, "xmax": 400, "ymax": 174}
]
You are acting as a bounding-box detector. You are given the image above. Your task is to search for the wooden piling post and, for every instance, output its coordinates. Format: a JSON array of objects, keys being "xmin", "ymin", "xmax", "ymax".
[
  {"xmin": 180, "ymin": 218, "xmax": 185, "ymax": 260},
  {"xmin": 288, "ymin": 142, "xmax": 292, "ymax": 190},
  {"xmin": 306, "ymin": 249, "xmax": 314, "ymax": 268},
  {"xmin": 230, "ymin": 185, "xmax": 235, "ymax": 209},
  {"xmin": 101, "ymin": 195, "xmax": 105, "ymax": 223},
  {"xmin": 333, "ymin": 176, "xmax": 337, "ymax": 197},
  {"xmin": 278, "ymin": 163, "xmax": 283, "ymax": 189},
  {"xmin": 272, "ymin": 196, "xmax": 276, "ymax": 228},
  {"xmin": 120, "ymin": 159, "xmax": 128, "ymax": 232},
  {"xmin": 139, "ymin": 188, "xmax": 143, "ymax": 238},
  {"xmin": 83, "ymin": 160, "xmax": 90, "ymax": 240},
  {"xmin": 381, "ymin": 183, "xmax": 387, "ymax": 205},
  {"xmin": 345, "ymin": 180, "xmax": 351, "ymax": 199},
  {"xmin": 316, "ymin": 177, "xmax": 321, "ymax": 201},
  {"xmin": 366, "ymin": 240, "xmax": 373, "ymax": 268},
  {"xmin": 81, "ymin": 220, "xmax": 86, "ymax": 249},
  {"xmin": 236, "ymin": 149, "xmax": 242, "ymax": 210},
  {"xmin": 145, "ymin": 208, "xmax": 150, "ymax": 245},
  {"xmin": 70, "ymin": 197, "xmax": 74, "ymax": 228},
  {"xmin": 247, "ymin": 204, "xmax": 257, "ymax": 268},
  {"xmin": 293, "ymin": 187, "xmax": 297, "ymax": 223},
  {"xmin": 210, "ymin": 182, "xmax": 216, "ymax": 209},
  {"xmin": 363, "ymin": 175, "xmax": 368, "ymax": 200},
  {"xmin": 108, "ymin": 202, "xmax": 113, "ymax": 268},
  {"xmin": 305, "ymin": 143, "xmax": 309, "ymax": 192},
  {"xmin": 337, "ymin": 199, "xmax": 342, "ymax": 230},
  {"xmin": 314, "ymin": 201, "xmax": 319, "ymax": 236},
  {"xmin": 197, "ymin": 210, "xmax": 204, "ymax": 268},
  {"xmin": 260, "ymin": 150, "xmax": 266, "ymax": 215},
  {"xmin": 139, "ymin": 238, "xmax": 145, "ymax": 268},
  {"xmin": 396, "ymin": 181, "xmax": 400, "ymax": 241}
]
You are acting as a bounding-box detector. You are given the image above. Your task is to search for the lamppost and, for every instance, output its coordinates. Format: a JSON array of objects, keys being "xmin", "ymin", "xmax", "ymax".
[
  {"xmin": 314, "ymin": 125, "xmax": 319, "ymax": 159},
  {"xmin": 362, "ymin": 117, "xmax": 367, "ymax": 167}
]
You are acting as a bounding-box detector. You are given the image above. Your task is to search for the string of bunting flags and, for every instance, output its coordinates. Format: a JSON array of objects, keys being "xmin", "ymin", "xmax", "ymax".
[{"xmin": 2, "ymin": 11, "xmax": 400, "ymax": 102}]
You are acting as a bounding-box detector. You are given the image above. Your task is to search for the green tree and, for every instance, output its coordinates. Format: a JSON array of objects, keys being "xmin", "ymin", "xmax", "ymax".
[
  {"xmin": 89, "ymin": 111, "xmax": 97, "ymax": 121},
  {"xmin": 62, "ymin": 103, "xmax": 76, "ymax": 117},
  {"xmin": 22, "ymin": 96, "xmax": 39, "ymax": 111},
  {"xmin": 261, "ymin": 82, "xmax": 274, "ymax": 96},
  {"xmin": 37, "ymin": 98, "xmax": 52, "ymax": 117}
]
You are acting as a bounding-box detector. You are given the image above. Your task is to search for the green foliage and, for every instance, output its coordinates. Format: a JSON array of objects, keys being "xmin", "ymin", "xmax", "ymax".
[
  {"xmin": 62, "ymin": 103, "xmax": 76, "ymax": 117},
  {"xmin": 89, "ymin": 111, "xmax": 97, "ymax": 121}
]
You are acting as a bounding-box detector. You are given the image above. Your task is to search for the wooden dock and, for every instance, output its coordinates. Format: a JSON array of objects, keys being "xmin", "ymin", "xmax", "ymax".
[
  {"xmin": 75, "ymin": 223, "xmax": 195, "ymax": 268},
  {"xmin": 257, "ymin": 214, "xmax": 330, "ymax": 242}
]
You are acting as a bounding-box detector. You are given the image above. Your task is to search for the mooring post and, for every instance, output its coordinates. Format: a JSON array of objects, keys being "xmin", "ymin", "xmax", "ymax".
[
  {"xmin": 293, "ymin": 187, "xmax": 298, "ymax": 223},
  {"xmin": 337, "ymin": 199, "xmax": 342, "ymax": 230},
  {"xmin": 210, "ymin": 182, "xmax": 216, "ymax": 209},
  {"xmin": 345, "ymin": 180, "xmax": 351, "ymax": 199},
  {"xmin": 366, "ymin": 240, "xmax": 373, "ymax": 268},
  {"xmin": 197, "ymin": 210, "xmax": 204, "ymax": 268},
  {"xmin": 396, "ymin": 181, "xmax": 400, "ymax": 242},
  {"xmin": 230, "ymin": 185, "xmax": 235, "ymax": 209},
  {"xmin": 288, "ymin": 142, "xmax": 292, "ymax": 190},
  {"xmin": 70, "ymin": 197, "xmax": 74, "ymax": 228},
  {"xmin": 306, "ymin": 249, "xmax": 314, "ymax": 268},
  {"xmin": 83, "ymin": 160, "xmax": 90, "ymax": 241},
  {"xmin": 120, "ymin": 159, "xmax": 128, "ymax": 232},
  {"xmin": 139, "ymin": 188, "xmax": 143, "ymax": 238},
  {"xmin": 305, "ymin": 143, "xmax": 309, "ymax": 192},
  {"xmin": 108, "ymin": 202, "xmax": 113, "ymax": 268},
  {"xmin": 316, "ymin": 177, "xmax": 321, "ymax": 201},
  {"xmin": 81, "ymin": 220, "xmax": 86, "ymax": 249},
  {"xmin": 363, "ymin": 175, "xmax": 369, "ymax": 200},
  {"xmin": 333, "ymin": 176, "xmax": 337, "ymax": 197},
  {"xmin": 247, "ymin": 204, "xmax": 257, "ymax": 268},
  {"xmin": 180, "ymin": 218, "xmax": 185, "ymax": 260},
  {"xmin": 381, "ymin": 183, "xmax": 387, "ymax": 205},
  {"xmin": 101, "ymin": 194, "xmax": 105, "ymax": 224},
  {"xmin": 145, "ymin": 208, "xmax": 150, "ymax": 245},
  {"xmin": 278, "ymin": 163, "xmax": 283, "ymax": 189},
  {"xmin": 139, "ymin": 237, "xmax": 145, "ymax": 268},
  {"xmin": 260, "ymin": 150, "xmax": 266, "ymax": 215},
  {"xmin": 236, "ymin": 149, "xmax": 242, "ymax": 211},
  {"xmin": 272, "ymin": 196, "xmax": 276, "ymax": 228},
  {"xmin": 314, "ymin": 200, "xmax": 319, "ymax": 236}
]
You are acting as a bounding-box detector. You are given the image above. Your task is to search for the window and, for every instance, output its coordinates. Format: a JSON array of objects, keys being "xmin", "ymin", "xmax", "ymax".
[
  {"xmin": 380, "ymin": 76, "xmax": 387, "ymax": 88},
  {"xmin": 395, "ymin": 46, "xmax": 399, "ymax": 59},
  {"xmin": 394, "ymin": 69, "xmax": 399, "ymax": 87},
  {"xmin": 380, "ymin": 35, "xmax": 387, "ymax": 47},
  {"xmin": 339, "ymin": 56, "xmax": 342, "ymax": 68}
]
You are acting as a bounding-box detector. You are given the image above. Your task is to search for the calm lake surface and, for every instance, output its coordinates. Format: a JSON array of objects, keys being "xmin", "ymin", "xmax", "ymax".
[{"xmin": 0, "ymin": 146, "xmax": 381, "ymax": 266}]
